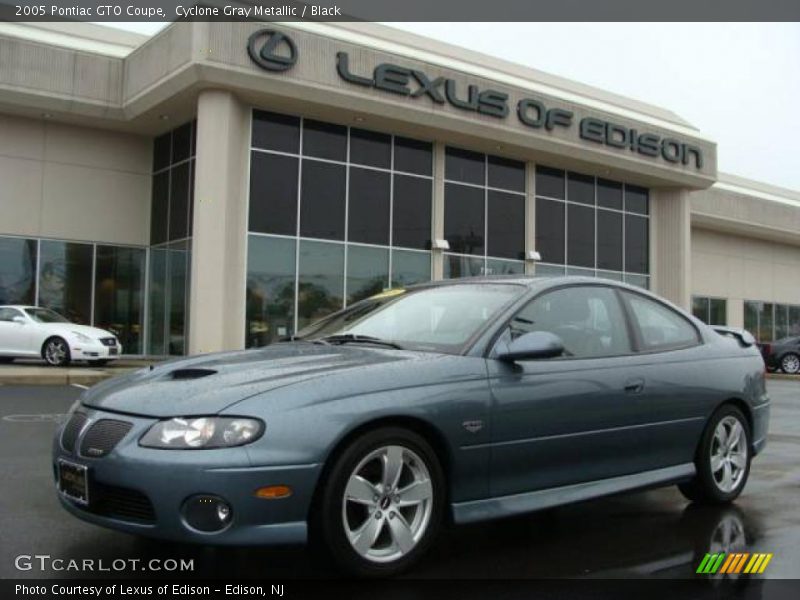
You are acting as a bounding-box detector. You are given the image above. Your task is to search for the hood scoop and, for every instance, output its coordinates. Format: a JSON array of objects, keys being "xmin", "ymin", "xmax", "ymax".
[{"xmin": 169, "ymin": 368, "xmax": 217, "ymax": 380}]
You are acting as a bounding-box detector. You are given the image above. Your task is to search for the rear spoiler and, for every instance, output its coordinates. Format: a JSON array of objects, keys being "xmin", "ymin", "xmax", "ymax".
[{"xmin": 712, "ymin": 326, "xmax": 757, "ymax": 347}]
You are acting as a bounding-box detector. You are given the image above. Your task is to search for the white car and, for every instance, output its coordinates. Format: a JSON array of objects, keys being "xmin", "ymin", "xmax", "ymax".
[{"xmin": 0, "ymin": 306, "xmax": 122, "ymax": 367}]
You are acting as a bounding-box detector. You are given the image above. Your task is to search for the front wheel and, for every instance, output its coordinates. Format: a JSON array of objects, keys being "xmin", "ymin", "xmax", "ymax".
[
  {"xmin": 679, "ymin": 405, "xmax": 751, "ymax": 504},
  {"xmin": 780, "ymin": 353, "xmax": 800, "ymax": 375},
  {"xmin": 317, "ymin": 427, "xmax": 445, "ymax": 577},
  {"xmin": 43, "ymin": 337, "xmax": 71, "ymax": 367}
]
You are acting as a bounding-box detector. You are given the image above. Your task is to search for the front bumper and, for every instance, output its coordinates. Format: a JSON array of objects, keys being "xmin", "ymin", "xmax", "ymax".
[
  {"xmin": 69, "ymin": 341, "xmax": 122, "ymax": 361},
  {"xmin": 52, "ymin": 407, "xmax": 321, "ymax": 545}
]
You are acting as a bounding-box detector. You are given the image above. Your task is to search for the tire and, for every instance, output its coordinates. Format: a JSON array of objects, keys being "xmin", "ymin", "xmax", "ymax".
[
  {"xmin": 679, "ymin": 405, "xmax": 751, "ymax": 504},
  {"xmin": 780, "ymin": 353, "xmax": 800, "ymax": 375},
  {"xmin": 315, "ymin": 427, "xmax": 445, "ymax": 577},
  {"xmin": 42, "ymin": 337, "xmax": 71, "ymax": 367}
]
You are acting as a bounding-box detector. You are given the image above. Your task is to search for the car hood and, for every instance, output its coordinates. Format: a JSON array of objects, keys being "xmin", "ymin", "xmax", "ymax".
[
  {"xmin": 80, "ymin": 342, "xmax": 428, "ymax": 417},
  {"xmin": 37, "ymin": 323, "xmax": 115, "ymax": 340}
]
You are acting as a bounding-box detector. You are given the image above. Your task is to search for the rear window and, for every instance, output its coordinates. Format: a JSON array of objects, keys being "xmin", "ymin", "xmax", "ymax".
[{"xmin": 623, "ymin": 292, "xmax": 700, "ymax": 352}]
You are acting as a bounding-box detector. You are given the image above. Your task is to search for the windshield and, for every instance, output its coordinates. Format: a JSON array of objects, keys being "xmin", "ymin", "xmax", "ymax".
[
  {"xmin": 24, "ymin": 308, "xmax": 70, "ymax": 323},
  {"xmin": 296, "ymin": 284, "xmax": 524, "ymax": 353}
]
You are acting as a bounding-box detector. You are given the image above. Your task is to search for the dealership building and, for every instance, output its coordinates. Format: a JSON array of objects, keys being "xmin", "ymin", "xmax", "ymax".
[{"xmin": 0, "ymin": 21, "xmax": 798, "ymax": 356}]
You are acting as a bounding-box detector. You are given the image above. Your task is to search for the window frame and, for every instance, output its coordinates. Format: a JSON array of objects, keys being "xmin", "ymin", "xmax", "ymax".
[{"xmin": 619, "ymin": 289, "xmax": 702, "ymax": 354}]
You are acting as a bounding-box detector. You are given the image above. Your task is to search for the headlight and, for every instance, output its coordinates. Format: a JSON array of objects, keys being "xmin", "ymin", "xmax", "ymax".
[
  {"xmin": 139, "ymin": 417, "xmax": 264, "ymax": 449},
  {"xmin": 72, "ymin": 331, "xmax": 93, "ymax": 343}
]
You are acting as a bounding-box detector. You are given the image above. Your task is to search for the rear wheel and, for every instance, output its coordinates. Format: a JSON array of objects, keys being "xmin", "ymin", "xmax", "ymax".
[
  {"xmin": 780, "ymin": 353, "xmax": 800, "ymax": 374},
  {"xmin": 679, "ymin": 405, "xmax": 751, "ymax": 504},
  {"xmin": 317, "ymin": 427, "xmax": 444, "ymax": 577},
  {"xmin": 43, "ymin": 337, "xmax": 71, "ymax": 367}
]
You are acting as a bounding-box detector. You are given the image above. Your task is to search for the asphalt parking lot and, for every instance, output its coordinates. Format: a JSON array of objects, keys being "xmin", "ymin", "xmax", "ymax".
[{"xmin": 0, "ymin": 380, "xmax": 798, "ymax": 580}]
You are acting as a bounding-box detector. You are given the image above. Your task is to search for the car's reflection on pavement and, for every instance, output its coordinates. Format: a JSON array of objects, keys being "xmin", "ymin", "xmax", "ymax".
[{"xmin": 53, "ymin": 487, "xmax": 764, "ymax": 580}]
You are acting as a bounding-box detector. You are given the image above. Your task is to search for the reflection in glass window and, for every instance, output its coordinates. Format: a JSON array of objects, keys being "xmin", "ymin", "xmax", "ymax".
[
  {"xmin": 246, "ymin": 235, "xmax": 296, "ymax": 348},
  {"xmin": 486, "ymin": 258, "xmax": 525, "ymax": 276},
  {"xmin": 347, "ymin": 245, "xmax": 389, "ymax": 305},
  {"xmin": 348, "ymin": 168, "xmax": 390, "ymax": 246},
  {"xmin": 300, "ymin": 160, "xmax": 346, "ymax": 240},
  {"xmin": 147, "ymin": 243, "xmax": 189, "ymax": 356},
  {"xmin": 691, "ymin": 296, "xmax": 727, "ymax": 326},
  {"xmin": 487, "ymin": 191, "xmax": 524, "ymax": 260},
  {"xmin": 567, "ymin": 204, "xmax": 595, "ymax": 268},
  {"xmin": 535, "ymin": 198, "xmax": 565, "ymax": 264},
  {"xmin": 246, "ymin": 111, "xmax": 434, "ymax": 344},
  {"xmin": 444, "ymin": 254, "xmax": 485, "ymax": 279},
  {"xmin": 249, "ymin": 152, "xmax": 299, "ymax": 236},
  {"xmin": 391, "ymin": 250, "xmax": 430, "ymax": 288},
  {"xmin": 94, "ymin": 246, "xmax": 145, "ymax": 354},
  {"xmin": 393, "ymin": 174, "xmax": 431, "ymax": 250},
  {"xmin": 444, "ymin": 183, "xmax": 484, "ymax": 255},
  {"xmin": 297, "ymin": 240, "xmax": 344, "ymax": 331},
  {"xmin": 38, "ymin": 241, "xmax": 93, "ymax": 325},
  {"xmin": 0, "ymin": 237, "xmax": 37, "ymax": 305},
  {"xmin": 150, "ymin": 120, "xmax": 196, "ymax": 246}
]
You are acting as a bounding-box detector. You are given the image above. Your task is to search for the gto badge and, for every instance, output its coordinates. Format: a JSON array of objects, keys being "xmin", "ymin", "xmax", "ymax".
[{"xmin": 462, "ymin": 420, "xmax": 484, "ymax": 434}]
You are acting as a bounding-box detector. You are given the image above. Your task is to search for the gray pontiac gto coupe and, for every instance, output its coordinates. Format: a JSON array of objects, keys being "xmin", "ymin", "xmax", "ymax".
[{"xmin": 53, "ymin": 277, "xmax": 769, "ymax": 576}]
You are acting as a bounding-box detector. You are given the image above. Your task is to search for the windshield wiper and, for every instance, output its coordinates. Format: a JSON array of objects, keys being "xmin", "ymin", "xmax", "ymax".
[{"xmin": 319, "ymin": 334, "xmax": 404, "ymax": 350}]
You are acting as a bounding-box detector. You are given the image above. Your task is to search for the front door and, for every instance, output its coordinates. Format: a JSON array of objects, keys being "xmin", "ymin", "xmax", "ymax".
[
  {"xmin": 0, "ymin": 307, "xmax": 33, "ymax": 355},
  {"xmin": 487, "ymin": 284, "xmax": 652, "ymax": 497}
]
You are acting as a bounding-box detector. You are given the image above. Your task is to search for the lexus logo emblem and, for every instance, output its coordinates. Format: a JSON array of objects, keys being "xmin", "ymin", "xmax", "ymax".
[{"xmin": 247, "ymin": 29, "xmax": 298, "ymax": 72}]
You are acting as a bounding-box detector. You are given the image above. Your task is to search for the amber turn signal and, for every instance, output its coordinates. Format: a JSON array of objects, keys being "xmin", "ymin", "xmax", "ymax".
[{"xmin": 254, "ymin": 485, "xmax": 292, "ymax": 499}]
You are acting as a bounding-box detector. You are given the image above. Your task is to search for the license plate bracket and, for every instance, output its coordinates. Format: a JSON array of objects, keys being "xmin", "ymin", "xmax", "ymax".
[{"xmin": 58, "ymin": 459, "xmax": 89, "ymax": 505}]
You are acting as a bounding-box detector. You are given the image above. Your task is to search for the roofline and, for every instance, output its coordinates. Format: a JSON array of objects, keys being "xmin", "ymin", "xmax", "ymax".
[
  {"xmin": 714, "ymin": 172, "xmax": 800, "ymax": 209},
  {"xmin": 282, "ymin": 21, "xmax": 710, "ymax": 141}
]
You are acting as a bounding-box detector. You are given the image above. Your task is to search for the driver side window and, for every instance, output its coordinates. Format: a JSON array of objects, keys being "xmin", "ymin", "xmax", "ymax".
[{"xmin": 509, "ymin": 286, "xmax": 631, "ymax": 358}]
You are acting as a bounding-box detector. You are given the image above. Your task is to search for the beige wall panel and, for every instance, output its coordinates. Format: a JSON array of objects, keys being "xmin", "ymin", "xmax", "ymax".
[
  {"xmin": 0, "ymin": 113, "xmax": 45, "ymax": 160},
  {"xmin": 40, "ymin": 163, "xmax": 150, "ymax": 245},
  {"xmin": 0, "ymin": 156, "xmax": 43, "ymax": 237},
  {"xmin": 691, "ymin": 227, "xmax": 800, "ymax": 328},
  {"xmin": 43, "ymin": 121, "xmax": 151, "ymax": 174}
]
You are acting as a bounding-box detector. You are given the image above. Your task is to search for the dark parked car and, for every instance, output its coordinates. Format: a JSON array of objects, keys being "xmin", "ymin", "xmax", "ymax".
[
  {"xmin": 759, "ymin": 336, "xmax": 800, "ymax": 374},
  {"xmin": 52, "ymin": 277, "xmax": 770, "ymax": 576}
]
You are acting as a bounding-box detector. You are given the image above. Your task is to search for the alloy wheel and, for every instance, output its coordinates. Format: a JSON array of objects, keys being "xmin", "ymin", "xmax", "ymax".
[
  {"xmin": 781, "ymin": 354, "xmax": 800, "ymax": 374},
  {"xmin": 710, "ymin": 416, "xmax": 748, "ymax": 493},
  {"xmin": 45, "ymin": 339, "xmax": 68, "ymax": 366},
  {"xmin": 341, "ymin": 445, "xmax": 434, "ymax": 563}
]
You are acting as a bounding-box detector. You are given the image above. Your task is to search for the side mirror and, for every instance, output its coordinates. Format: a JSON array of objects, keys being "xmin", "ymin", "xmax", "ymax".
[
  {"xmin": 12, "ymin": 316, "xmax": 26, "ymax": 325},
  {"xmin": 496, "ymin": 331, "xmax": 564, "ymax": 362}
]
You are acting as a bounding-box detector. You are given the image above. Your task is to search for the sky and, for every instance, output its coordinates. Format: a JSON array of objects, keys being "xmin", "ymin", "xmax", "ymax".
[{"xmin": 101, "ymin": 22, "xmax": 800, "ymax": 191}]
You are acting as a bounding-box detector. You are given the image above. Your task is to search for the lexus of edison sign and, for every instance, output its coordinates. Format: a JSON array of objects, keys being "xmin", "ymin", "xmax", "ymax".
[{"xmin": 247, "ymin": 29, "xmax": 704, "ymax": 170}]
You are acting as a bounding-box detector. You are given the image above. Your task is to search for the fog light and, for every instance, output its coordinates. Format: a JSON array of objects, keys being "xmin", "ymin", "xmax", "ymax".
[
  {"xmin": 182, "ymin": 495, "xmax": 232, "ymax": 532},
  {"xmin": 255, "ymin": 485, "xmax": 292, "ymax": 499}
]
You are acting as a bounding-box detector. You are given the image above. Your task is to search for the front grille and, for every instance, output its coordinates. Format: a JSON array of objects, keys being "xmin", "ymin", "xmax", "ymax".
[
  {"xmin": 61, "ymin": 413, "xmax": 88, "ymax": 453},
  {"xmin": 79, "ymin": 419, "xmax": 132, "ymax": 458},
  {"xmin": 89, "ymin": 482, "xmax": 156, "ymax": 523},
  {"xmin": 99, "ymin": 337, "xmax": 117, "ymax": 347}
]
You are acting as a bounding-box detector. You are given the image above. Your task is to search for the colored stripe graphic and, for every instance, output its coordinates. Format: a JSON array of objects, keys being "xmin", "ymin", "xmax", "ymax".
[{"xmin": 698, "ymin": 552, "xmax": 773, "ymax": 575}]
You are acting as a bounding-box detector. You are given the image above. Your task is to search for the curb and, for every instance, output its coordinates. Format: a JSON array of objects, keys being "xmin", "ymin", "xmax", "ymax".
[
  {"xmin": 0, "ymin": 369, "xmax": 137, "ymax": 386},
  {"xmin": 766, "ymin": 373, "xmax": 800, "ymax": 381}
]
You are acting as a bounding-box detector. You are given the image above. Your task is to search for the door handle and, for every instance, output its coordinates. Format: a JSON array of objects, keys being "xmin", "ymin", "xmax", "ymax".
[{"xmin": 624, "ymin": 378, "xmax": 645, "ymax": 394}]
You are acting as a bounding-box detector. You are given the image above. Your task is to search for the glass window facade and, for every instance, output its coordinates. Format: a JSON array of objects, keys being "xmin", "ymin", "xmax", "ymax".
[
  {"xmin": 534, "ymin": 166, "xmax": 650, "ymax": 288},
  {"xmin": 443, "ymin": 146, "xmax": 525, "ymax": 278},
  {"xmin": 0, "ymin": 235, "xmax": 145, "ymax": 354},
  {"xmin": 148, "ymin": 121, "xmax": 196, "ymax": 355},
  {"xmin": 691, "ymin": 296, "xmax": 727, "ymax": 326},
  {"xmin": 744, "ymin": 300, "xmax": 800, "ymax": 342},
  {"xmin": 246, "ymin": 110, "xmax": 433, "ymax": 347}
]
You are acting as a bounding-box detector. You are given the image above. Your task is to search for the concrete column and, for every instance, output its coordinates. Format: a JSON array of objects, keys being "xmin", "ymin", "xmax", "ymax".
[
  {"xmin": 650, "ymin": 188, "xmax": 692, "ymax": 309},
  {"xmin": 524, "ymin": 161, "xmax": 537, "ymax": 275},
  {"xmin": 188, "ymin": 90, "xmax": 250, "ymax": 354},
  {"xmin": 431, "ymin": 141, "xmax": 446, "ymax": 280}
]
